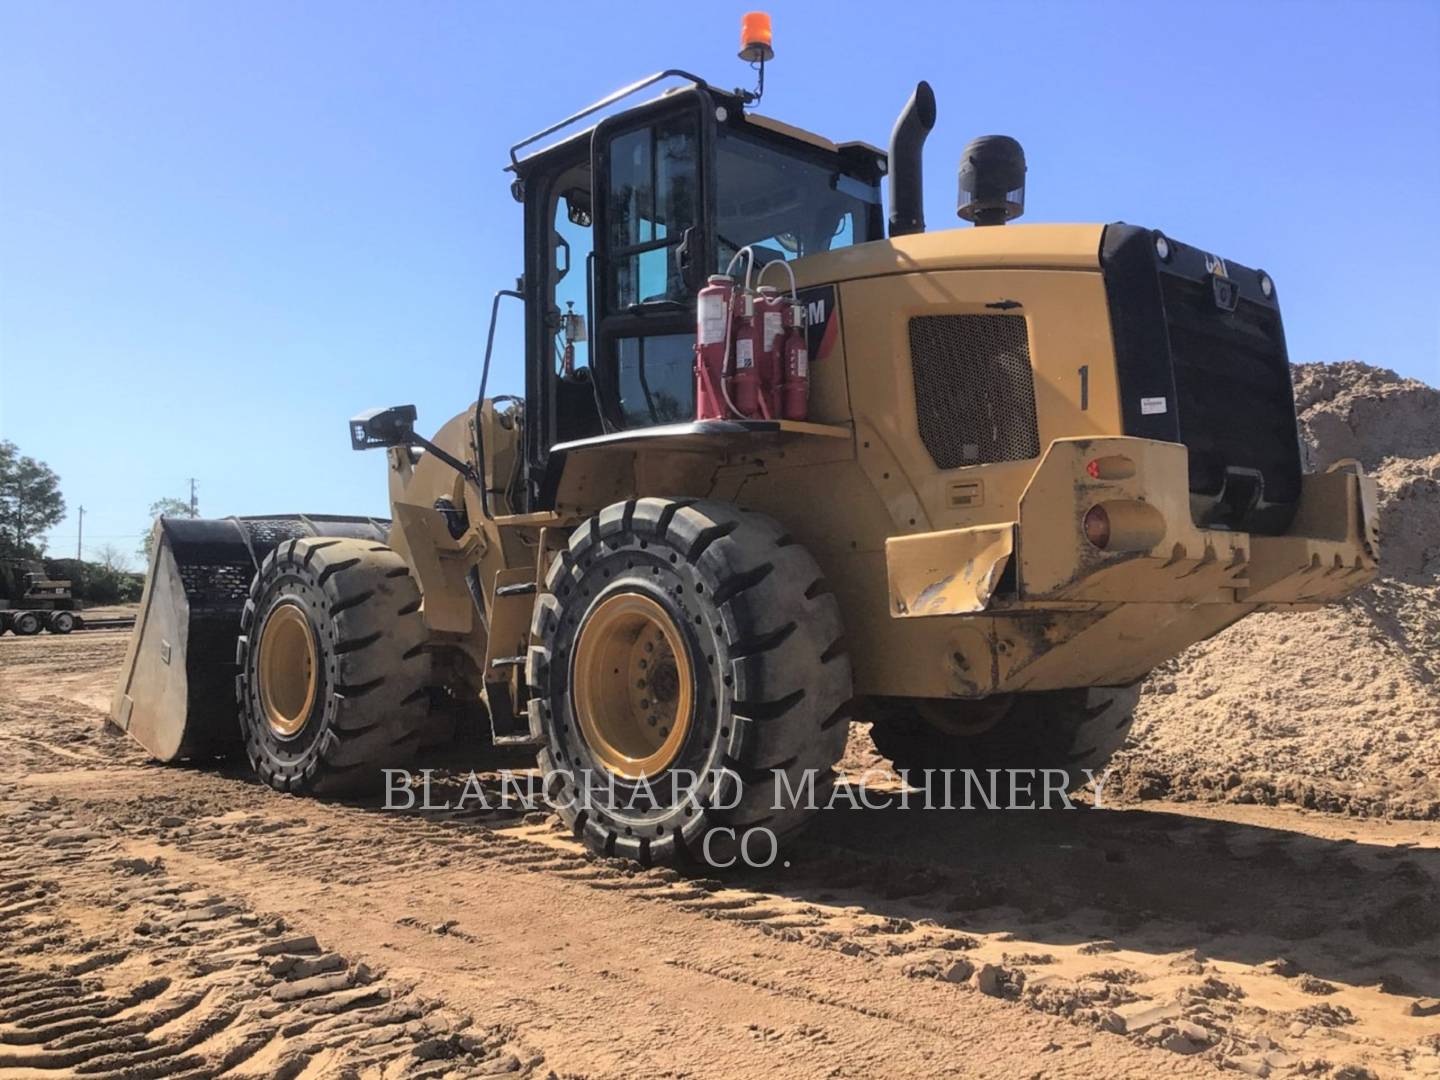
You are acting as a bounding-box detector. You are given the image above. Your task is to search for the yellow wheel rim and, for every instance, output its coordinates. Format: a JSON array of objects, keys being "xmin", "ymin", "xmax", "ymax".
[
  {"xmin": 572, "ymin": 592, "xmax": 693, "ymax": 779},
  {"xmin": 257, "ymin": 602, "xmax": 319, "ymax": 738}
]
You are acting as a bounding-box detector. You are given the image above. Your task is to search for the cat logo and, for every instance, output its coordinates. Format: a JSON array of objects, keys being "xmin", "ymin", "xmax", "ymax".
[
  {"xmin": 796, "ymin": 284, "xmax": 839, "ymax": 362},
  {"xmin": 1204, "ymin": 252, "xmax": 1230, "ymax": 279}
]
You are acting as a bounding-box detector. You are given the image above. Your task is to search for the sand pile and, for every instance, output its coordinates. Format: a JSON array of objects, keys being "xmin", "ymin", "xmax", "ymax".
[{"xmin": 1110, "ymin": 361, "xmax": 1440, "ymax": 817}]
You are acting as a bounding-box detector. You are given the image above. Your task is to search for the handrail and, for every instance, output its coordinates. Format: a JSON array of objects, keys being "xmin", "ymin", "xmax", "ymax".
[
  {"xmin": 508, "ymin": 68, "xmax": 711, "ymax": 167},
  {"xmin": 474, "ymin": 289, "xmax": 525, "ymax": 518}
]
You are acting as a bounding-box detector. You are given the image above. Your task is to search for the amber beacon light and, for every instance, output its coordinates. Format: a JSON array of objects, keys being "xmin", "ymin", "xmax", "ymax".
[{"xmin": 739, "ymin": 12, "xmax": 774, "ymax": 62}]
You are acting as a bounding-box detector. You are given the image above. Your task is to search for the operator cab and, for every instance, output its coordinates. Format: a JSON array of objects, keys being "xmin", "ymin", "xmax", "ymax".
[{"xmin": 506, "ymin": 75, "xmax": 885, "ymax": 509}]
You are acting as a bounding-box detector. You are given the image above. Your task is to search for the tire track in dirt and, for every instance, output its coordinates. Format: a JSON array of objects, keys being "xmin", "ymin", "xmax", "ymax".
[
  {"xmin": 68, "ymin": 774, "xmax": 1435, "ymax": 1077},
  {"xmin": 0, "ymin": 791, "xmax": 544, "ymax": 1079}
]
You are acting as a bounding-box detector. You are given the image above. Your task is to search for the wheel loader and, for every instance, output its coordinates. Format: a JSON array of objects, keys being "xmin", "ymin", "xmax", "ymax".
[{"xmin": 110, "ymin": 24, "xmax": 1380, "ymax": 866}]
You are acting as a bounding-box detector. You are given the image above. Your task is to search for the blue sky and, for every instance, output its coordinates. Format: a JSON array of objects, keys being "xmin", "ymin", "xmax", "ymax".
[{"xmin": 2, "ymin": 0, "xmax": 1436, "ymax": 563}]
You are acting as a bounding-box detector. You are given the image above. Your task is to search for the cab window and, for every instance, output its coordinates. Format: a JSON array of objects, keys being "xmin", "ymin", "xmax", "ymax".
[
  {"xmin": 614, "ymin": 333, "xmax": 694, "ymax": 427},
  {"xmin": 714, "ymin": 131, "xmax": 878, "ymax": 270},
  {"xmin": 606, "ymin": 114, "xmax": 700, "ymax": 311},
  {"xmin": 554, "ymin": 188, "xmax": 592, "ymax": 375}
]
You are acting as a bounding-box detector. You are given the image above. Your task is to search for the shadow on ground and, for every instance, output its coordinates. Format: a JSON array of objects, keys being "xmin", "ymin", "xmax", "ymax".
[{"xmin": 764, "ymin": 789, "xmax": 1440, "ymax": 999}]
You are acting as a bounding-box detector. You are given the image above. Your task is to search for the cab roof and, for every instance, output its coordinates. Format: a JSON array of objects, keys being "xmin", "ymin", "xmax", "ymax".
[{"xmin": 507, "ymin": 70, "xmax": 882, "ymax": 179}]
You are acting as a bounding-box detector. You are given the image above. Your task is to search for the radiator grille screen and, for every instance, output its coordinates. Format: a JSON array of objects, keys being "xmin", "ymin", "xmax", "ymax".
[{"xmin": 908, "ymin": 314, "xmax": 1040, "ymax": 468}]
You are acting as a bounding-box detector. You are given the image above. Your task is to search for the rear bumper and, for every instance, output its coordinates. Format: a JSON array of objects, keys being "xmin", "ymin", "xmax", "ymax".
[
  {"xmin": 885, "ymin": 436, "xmax": 1377, "ymax": 618},
  {"xmin": 1015, "ymin": 436, "xmax": 1377, "ymax": 607},
  {"xmin": 877, "ymin": 437, "xmax": 1377, "ymax": 697}
]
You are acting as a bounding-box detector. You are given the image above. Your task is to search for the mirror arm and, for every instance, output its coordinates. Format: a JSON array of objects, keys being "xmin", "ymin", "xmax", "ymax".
[{"xmin": 408, "ymin": 432, "xmax": 481, "ymax": 489}]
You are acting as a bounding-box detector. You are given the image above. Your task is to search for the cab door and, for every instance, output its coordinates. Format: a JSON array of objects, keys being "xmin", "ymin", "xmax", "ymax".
[{"xmin": 590, "ymin": 89, "xmax": 716, "ymax": 430}]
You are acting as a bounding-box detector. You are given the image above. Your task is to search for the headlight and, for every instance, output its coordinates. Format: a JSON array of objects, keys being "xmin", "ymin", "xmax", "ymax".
[
  {"xmin": 1154, "ymin": 233, "xmax": 1171, "ymax": 261},
  {"xmin": 1258, "ymin": 271, "xmax": 1274, "ymax": 298}
]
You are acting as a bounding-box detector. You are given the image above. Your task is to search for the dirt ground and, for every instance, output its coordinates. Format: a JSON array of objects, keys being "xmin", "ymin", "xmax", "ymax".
[{"xmin": 3, "ymin": 631, "xmax": 1439, "ymax": 1079}]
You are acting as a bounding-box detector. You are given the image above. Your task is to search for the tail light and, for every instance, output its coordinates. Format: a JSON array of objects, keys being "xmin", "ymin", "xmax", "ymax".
[
  {"xmin": 1083, "ymin": 505, "xmax": 1111, "ymax": 549},
  {"xmin": 1083, "ymin": 500, "xmax": 1166, "ymax": 552}
]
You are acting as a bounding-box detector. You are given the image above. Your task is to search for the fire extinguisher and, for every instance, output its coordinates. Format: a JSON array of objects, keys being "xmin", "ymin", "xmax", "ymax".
[
  {"xmin": 694, "ymin": 246, "xmax": 761, "ymax": 421},
  {"xmin": 694, "ymin": 275, "xmax": 733, "ymax": 421},
  {"xmin": 782, "ymin": 297, "xmax": 809, "ymax": 420},
  {"xmin": 730, "ymin": 287, "xmax": 763, "ymax": 418},
  {"xmin": 756, "ymin": 259, "xmax": 810, "ymax": 420},
  {"xmin": 754, "ymin": 285, "xmax": 788, "ymax": 419},
  {"xmin": 695, "ymin": 246, "xmax": 801, "ymax": 422}
]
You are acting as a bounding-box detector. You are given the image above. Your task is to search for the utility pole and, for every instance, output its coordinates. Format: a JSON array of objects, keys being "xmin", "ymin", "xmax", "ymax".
[
  {"xmin": 187, "ymin": 478, "xmax": 198, "ymax": 518},
  {"xmin": 77, "ymin": 506, "xmax": 84, "ymax": 561}
]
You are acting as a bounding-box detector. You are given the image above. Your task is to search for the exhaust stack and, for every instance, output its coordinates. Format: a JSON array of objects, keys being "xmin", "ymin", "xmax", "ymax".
[{"xmin": 887, "ymin": 81, "xmax": 936, "ymax": 238}]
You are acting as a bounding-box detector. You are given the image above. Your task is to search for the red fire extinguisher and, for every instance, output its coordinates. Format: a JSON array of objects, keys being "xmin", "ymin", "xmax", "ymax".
[
  {"xmin": 694, "ymin": 275, "xmax": 733, "ymax": 422},
  {"xmin": 696, "ymin": 246, "xmax": 798, "ymax": 422},
  {"xmin": 730, "ymin": 287, "xmax": 763, "ymax": 418},
  {"xmin": 782, "ymin": 297, "xmax": 809, "ymax": 420},
  {"xmin": 756, "ymin": 259, "xmax": 810, "ymax": 420},
  {"xmin": 754, "ymin": 285, "xmax": 788, "ymax": 419}
]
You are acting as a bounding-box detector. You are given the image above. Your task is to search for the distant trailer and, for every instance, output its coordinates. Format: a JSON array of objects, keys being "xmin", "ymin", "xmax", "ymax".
[{"xmin": 0, "ymin": 610, "xmax": 136, "ymax": 635}]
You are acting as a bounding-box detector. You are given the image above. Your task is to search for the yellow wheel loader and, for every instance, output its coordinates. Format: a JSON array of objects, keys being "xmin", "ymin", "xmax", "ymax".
[{"xmin": 111, "ymin": 43, "xmax": 1379, "ymax": 866}]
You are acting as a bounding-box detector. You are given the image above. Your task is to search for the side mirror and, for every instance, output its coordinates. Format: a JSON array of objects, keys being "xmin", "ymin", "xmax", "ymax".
[
  {"xmin": 350, "ymin": 404, "xmax": 418, "ymax": 450},
  {"xmin": 349, "ymin": 404, "xmax": 481, "ymax": 491}
]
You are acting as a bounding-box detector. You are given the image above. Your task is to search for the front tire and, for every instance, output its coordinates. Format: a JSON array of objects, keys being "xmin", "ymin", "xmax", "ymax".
[
  {"xmin": 528, "ymin": 498, "xmax": 852, "ymax": 867},
  {"xmin": 867, "ymin": 685, "xmax": 1141, "ymax": 793},
  {"xmin": 236, "ymin": 537, "xmax": 432, "ymax": 794}
]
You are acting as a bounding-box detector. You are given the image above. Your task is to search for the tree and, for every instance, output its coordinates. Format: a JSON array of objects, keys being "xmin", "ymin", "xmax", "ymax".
[
  {"xmin": 139, "ymin": 495, "xmax": 198, "ymax": 560},
  {"xmin": 0, "ymin": 440, "xmax": 66, "ymax": 558},
  {"xmin": 95, "ymin": 543, "xmax": 133, "ymax": 574},
  {"xmin": 90, "ymin": 543, "xmax": 142, "ymax": 603}
]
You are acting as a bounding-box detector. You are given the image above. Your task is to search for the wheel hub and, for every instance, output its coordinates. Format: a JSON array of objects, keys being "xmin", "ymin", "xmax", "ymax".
[
  {"xmin": 572, "ymin": 592, "xmax": 693, "ymax": 779},
  {"xmin": 257, "ymin": 602, "xmax": 319, "ymax": 738}
]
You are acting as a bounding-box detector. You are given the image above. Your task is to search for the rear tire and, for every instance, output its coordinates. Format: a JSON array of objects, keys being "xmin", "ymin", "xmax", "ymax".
[
  {"xmin": 867, "ymin": 685, "xmax": 1140, "ymax": 793},
  {"xmin": 528, "ymin": 498, "xmax": 852, "ymax": 867},
  {"xmin": 11, "ymin": 611, "xmax": 42, "ymax": 636},
  {"xmin": 47, "ymin": 611, "xmax": 76, "ymax": 634},
  {"xmin": 236, "ymin": 537, "xmax": 432, "ymax": 794}
]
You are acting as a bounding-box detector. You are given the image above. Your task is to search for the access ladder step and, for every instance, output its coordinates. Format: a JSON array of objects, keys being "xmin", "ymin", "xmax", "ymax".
[
  {"xmin": 490, "ymin": 656, "xmax": 527, "ymax": 669},
  {"xmin": 495, "ymin": 581, "xmax": 537, "ymax": 598}
]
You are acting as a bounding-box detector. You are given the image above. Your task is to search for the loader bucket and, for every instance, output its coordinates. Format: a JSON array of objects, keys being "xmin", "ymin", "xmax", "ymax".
[{"xmin": 111, "ymin": 514, "xmax": 390, "ymax": 762}]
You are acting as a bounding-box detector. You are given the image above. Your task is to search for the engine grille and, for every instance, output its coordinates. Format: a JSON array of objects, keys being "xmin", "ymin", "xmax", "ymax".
[
  {"xmin": 908, "ymin": 315, "xmax": 1040, "ymax": 469},
  {"xmin": 1159, "ymin": 274, "xmax": 1301, "ymax": 507},
  {"xmin": 1101, "ymin": 224, "xmax": 1301, "ymax": 534}
]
